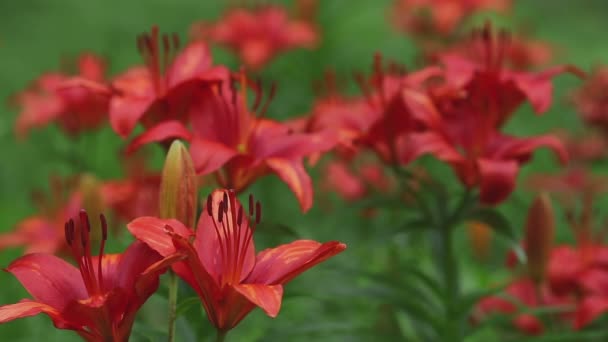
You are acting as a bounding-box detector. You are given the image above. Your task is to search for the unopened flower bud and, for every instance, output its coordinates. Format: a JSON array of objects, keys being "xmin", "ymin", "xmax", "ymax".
[
  {"xmin": 466, "ymin": 221, "xmax": 492, "ymax": 260},
  {"xmin": 524, "ymin": 193, "xmax": 555, "ymax": 284},
  {"xmin": 160, "ymin": 140, "xmax": 197, "ymax": 227}
]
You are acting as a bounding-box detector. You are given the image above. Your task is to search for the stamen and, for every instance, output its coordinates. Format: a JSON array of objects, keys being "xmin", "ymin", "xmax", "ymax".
[
  {"xmin": 259, "ymin": 82, "xmax": 276, "ymax": 117},
  {"xmin": 237, "ymin": 206, "xmax": 243, "ymax": 226},
  {"xmin": 207, "ymin": 194, "xmax": 213, "ymax": 216}
]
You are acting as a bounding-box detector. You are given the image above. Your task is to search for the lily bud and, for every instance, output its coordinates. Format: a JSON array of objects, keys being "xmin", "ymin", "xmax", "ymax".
[
  {"xmin": 524, "ymin": 193, "xmax": 555, "ymax": 284},
  {"xmin": 159, "ymin": 140, "xmax": 197, "ymax": 227},
  {"xmin": 466, "ymin": 221, "xmax": 492, "ymax": 260}
]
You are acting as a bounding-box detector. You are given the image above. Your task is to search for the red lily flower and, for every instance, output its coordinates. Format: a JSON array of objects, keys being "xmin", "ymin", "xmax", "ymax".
[
  {"xmin": 355, "ymin": 55, "xmax": 443, "ymax": 164},
  {"xmin": 190, "ymin": 1, "xmax": 318, "ymax": 70},
  {"xmin": 572, "ymin": 66, "xmax": 608, "ymax": 136},
  {"xmin": 391, "ymin": 0, "xmax": 511, "ymax": 38},
  {"xmin": 402, "ymin": 25, "xmax": 575, "ymax": 204},
  {"xmin": 128, "ymin": 189, "xmax": 346, "ymax": 333},
  {"xmin": 305, "ymin": 71, "xmax": 378, "ymax": 158},
  {"xmin": 0, "ymin": 211, "xmax": 182, "ymax": 341},
  {"xmin": 77, "ymin": 26, "xmax": 229, "ymax": 141},
  {"xmin": 437, "ymin": 23, "xmax": 583, "ymax": 127},
  {"xmin": 129, "ymin": 74, "xmax": 336, "ymax": 211},
  {"xmin": 11, "ymin": 53, "xmax": 108, "ymax": 138},
  {"xmin": 323, "ymin": 158, "xmax": 394, "ymax": 202}
]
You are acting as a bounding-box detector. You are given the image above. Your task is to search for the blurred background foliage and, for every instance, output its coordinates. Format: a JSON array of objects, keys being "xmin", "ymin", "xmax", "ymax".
[{"xmin": 1, "ymin": 0, "xmax": 608, "ymax": 341}]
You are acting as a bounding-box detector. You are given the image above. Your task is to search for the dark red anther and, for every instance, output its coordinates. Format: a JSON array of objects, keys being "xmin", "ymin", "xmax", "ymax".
[
  {"xmin": 223, "ymin": 192, "xmax": 229, "ymax": 207},
  {"xmin": 64, "ymin": 222, "xmax": 72, "ymax": 246},
  {"xmin": 237, "ymin": 206, "xmax": 243, "ymax": 226},
  {"xmin": 255, "ymin": 201, "xmax": 261, "ymax": 224},
  {"xmin": 207, "ymin": 194, "xmax": 213, "ymax": 216},
  {"xmin": 99, "ymin": 214, "xmax": 108, "ymax": 241},
  {"xmin": 248, "ymin": 194, "xmax": 254, "ymax": 216}
]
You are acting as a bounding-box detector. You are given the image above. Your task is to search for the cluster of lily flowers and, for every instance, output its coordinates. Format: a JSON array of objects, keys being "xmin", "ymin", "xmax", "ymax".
[{"xmin": 3, "ymin": 0, "xmax": 608, "ymax": 340}]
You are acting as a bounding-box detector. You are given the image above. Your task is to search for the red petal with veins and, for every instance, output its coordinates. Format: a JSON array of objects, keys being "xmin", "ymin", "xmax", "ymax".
[
  {"xmin": 127, "ymin": 217, "xmax": 192, "ymax": 256},
  {"xmin": 195, "ymin": 191, "xmax": 256, "ymax": 283},
  {"xmin": 246, "ymin": 240, "xmax": 346, "ymax": 284},
  {"xmin": 7, "ymin": 254, "xmax": 87, "ymax": 310},
  {"xmin": 126, "ymin": 120, "xmax": 193, "ymax": 154},
  {"xmin": 0, "ymin": 300, "xmax": 67, "ymax": 326},
  {"xmin": 232, "ymin": 284, "xmax": 283, "ymax": 317},
  {"xmin": 265, "ymin": 158, "xmax": 313, "ymax": 212}
]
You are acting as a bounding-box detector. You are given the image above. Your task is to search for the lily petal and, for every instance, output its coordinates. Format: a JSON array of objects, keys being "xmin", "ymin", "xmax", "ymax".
[
  {"xmin": 126, "ymin": 120, "xmax": 193, "ymax": 154},
  {"xmin": 0, "ymin": 300, "xmax": 66, "ymax": 326},
  {"xmin": 232, "ymin": 284, "xmax": 283, "ymax": 317},
  {"xmin": 127, "ymin": 217, "xmax": 192, "ymax": 256},
  {"xmin": 246, "ymin": 240, "xmax": 346, "ymax": 284},
  {"xmin": 7, "ymin": 253, "xmax": 86, "ymax": 310},
  {"xmin": 190, "ymin": 138, "xmax": 238, "ymax": 175},
  {"xmin": 477, "ymin": 159, "xmax": 519, "ymax": 205},
  {"xmin": 167, "ymin": 41, "xmax": 213, "ymax": 88},
  {"xmin": 265, "ymin": 158, "xmax": 313, "ymax": 212}
]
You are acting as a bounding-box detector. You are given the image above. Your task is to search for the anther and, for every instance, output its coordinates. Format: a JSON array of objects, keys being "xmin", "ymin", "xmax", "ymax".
[
  {"xmin": 237, "ymin": 206, "xmax": 243, "ymax": 226},
  {"xmin": 207, "ymin": 194, "xmax": 213, "ymax": 216}
]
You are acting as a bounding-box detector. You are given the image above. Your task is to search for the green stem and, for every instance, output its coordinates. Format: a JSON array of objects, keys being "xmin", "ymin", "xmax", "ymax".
[
  {"xmin": 216, "ymin": 330, "xmax": 227, "ymax": 342},
  {"xmin": 439, "ymin": 221, "xmax": 460, "ymax": 341},
  {"xmin": 167, "ymin": 271, "xmax": 178, "ymax": 342}
]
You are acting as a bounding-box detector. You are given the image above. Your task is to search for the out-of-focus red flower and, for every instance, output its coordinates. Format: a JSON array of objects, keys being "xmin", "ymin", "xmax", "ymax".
[
  {"xmin": 323, "ymin": 159, "xmax": 393, "ymax": 201},
  {"xmin": 0, "ymin": 177, "xmax": 82, "ymax": 255},
  {"xmin": 527, "ymin": 168, "xmax": 608, "ymax": 210},
  {"xmin": 553, "ymin": 130, "xmax": 608, "ymax": 163},
  {"xmin": 191, "ymin": 1, "xmax": 318, "ymax": 70},
  {"xmin": 129, "ymin": 74, "xmax": 336, "ymax": 212},
  {"xmin": 356, "ymin": 55, "xmax": 443, "ymax": 164},
  {"xmin": 128, "ymin": 189, "xmax": 346, "ymax": 333},
  {"xmin": 428, "ymin": 31, "xmax": 553, "ymax": 70},
  {"xmin": 572, "ymin": 66, "xmax": 608, "ymax": 135},
  {"xmin": 475, "ymin": 279, "xmax": 572, "ymax": 335},
  {"xmin": 391, "ymin": 0, "xmax": 511, "ymax": 39},
  {"xmin": 0, "ymin": 211, "xmax": 182, "ymax": 341},
  {"xmin": 403, "ymin": 24, "xmax": 575, "ymax": 204},
  {"xmin": 306, "ymin": 71, "xmax": 378, "ymax": 158},
  {"xmin": 77, "ymin": 26, "xmax": 229, "ymax": 141},
  {"xmin": 11, "ymin": 53, "xmax": 109, "ymax": 138},
  {"xmin": 100, "ymin": 154, "xmax": 161, "ymax": 223}
]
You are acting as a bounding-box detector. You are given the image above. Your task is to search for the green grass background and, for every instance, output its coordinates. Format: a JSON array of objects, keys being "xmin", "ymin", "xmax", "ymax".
[{"xmin": 0, "ymin": 0, "xmax": 607, "ymax": 341}]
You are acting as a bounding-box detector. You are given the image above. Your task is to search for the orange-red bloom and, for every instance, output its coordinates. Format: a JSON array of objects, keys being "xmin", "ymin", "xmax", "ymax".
[
  {"xmin": 572, "ymin": 66, "xmax": 608, "ymax": 135},
  {"xmin": 129, "ymin": 75, "xmax": 336, "ymax": 212},
  {"xmin": 403, "ymin": 24, "xmax": 575, "ymax": 204},
  {"xmin": 191, "ymin": 1, "xmax": 318, "ymax": 70},
  {"xmin": 77, "ymin": 26, "xmax": 229, "ymax": 142},
  {"xmin": 0, "ymin": 211, "xmax": 182, "ymax": 341},
  {"xmin": 128, "ymin": 189, "xmax": 346, "ymax": 332},
  {"xmin": 12, "ymin": 53, "xmax": 108, "ymax": 138},
  {"xmin": 391, "ymin": 0, "xmax": 510, "ymax": 38}
]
